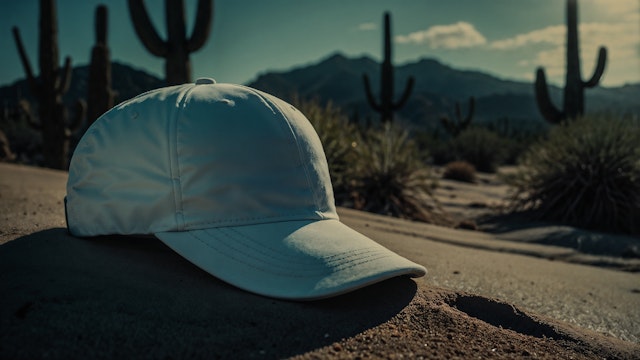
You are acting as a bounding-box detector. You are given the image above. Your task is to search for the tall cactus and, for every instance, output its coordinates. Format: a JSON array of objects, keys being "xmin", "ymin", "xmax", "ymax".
[
  {"xmin": 87, "ymin": 4, "xmax": 116, "ymax": 127},
  {"xmin": 440, "ymin": 97, "xmax": 475, "ymax": 137},
  {"xmin": 534, "ymin": 0, "xmax": 607, "ymax": 124},
  {"xmin": 363, "ymin": 12, "xmax": 414, "ymax": 124},
  {"xmin": 127, "ymin": 0, "xmax": 213, "ymax": 85},
  {"xmin": 12, "ymin": 0, "xmax": 85, "ymax": 169}
]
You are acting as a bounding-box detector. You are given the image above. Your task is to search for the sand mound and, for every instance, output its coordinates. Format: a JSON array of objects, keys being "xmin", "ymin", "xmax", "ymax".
[{"xmin": 1, "ymin": 163, "xmax": 638, "ymax": 359}]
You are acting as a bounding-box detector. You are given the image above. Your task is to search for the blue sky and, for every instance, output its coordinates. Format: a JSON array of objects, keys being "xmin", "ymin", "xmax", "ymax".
[{"xmin": 1, "ymin": 0, "xmax": 638, "ymax": 88}]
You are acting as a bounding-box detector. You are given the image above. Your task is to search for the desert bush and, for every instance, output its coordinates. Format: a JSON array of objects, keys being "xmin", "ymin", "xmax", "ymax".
[
  {"xmin": 509, "ymin": 114, "xmax": 640, "ymax": 235},
  {"xmin": 443, "ymin": 161, "xmax": 476, "ymax": 183},
  {"xmin": 0, "ymin": 102, "xmax": 41, "ymax": 165},
  {"xmin": 0, "ymin": 129, "xmax": 16, "ymax": 161},
  {"xmin": 345, "ymin": 124, "xmax": 450, "ymax": 225},
  {"xmin": 450, "ymin": 127, "xmax": 506, "ymax": 173},
  {"xmin": 296, "ymin": 98, "xmax": 450, "ymax": 224},
  {"xmin": 422, "ymin": 122, "xmax": 543, "ymax": 168}
]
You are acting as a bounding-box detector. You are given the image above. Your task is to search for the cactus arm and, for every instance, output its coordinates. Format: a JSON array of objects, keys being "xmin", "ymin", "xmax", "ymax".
[
  {"xmin": 66, "ymin": 99, "xmax": 86, "ymax": 137},
  {"xmin": 362, "ymin": 74, "xmax": 382, "ymax": 112},
  {"xmin": 187, "ymin": 0, "xmax": 213, "ymax": 52},
  {"xmin": 439, "ymin": 117, "xmax": 448, "ymax": 130},
  {"xmin": 12, "ymin": 27, "xmax": 40, "ymax": 96},
  {"xmin": 441, "ymin": 96, "xmax": 474, "ymax": 137},
  {"xmin": 56, "ymin": 56, "xmax": 72, "ymax": 94},
  {"xmin": 392, "ymin": 76, "xmax": 414, "ymax": 110},
  {"xmin": 111, "ymin": 89, "xmax": 119, "ymax": 104},
  {"xmin": 583, "ymin": 47, "xmax": 607, "ymax": 88},
  {"xmin": 19, "ymin": 100, "xmax": 41, "ymax": 130},
  {"xmin": 440, "ymin": 116, "xmax": 456, "ymax": 136},
  {"xmin": 463, "ymin": 97, "xmax": 475, "ymax": 126},
  {"xmin": 534, "ymin": 68, "xmax": 563, "ymax": 124},
  {"xmin": 127, "ymin": 0, "xmax": 167, "ymax": 57},
  {"xmin": 454, "ymin": 101, "xmax": 462, "ymax": 123}
]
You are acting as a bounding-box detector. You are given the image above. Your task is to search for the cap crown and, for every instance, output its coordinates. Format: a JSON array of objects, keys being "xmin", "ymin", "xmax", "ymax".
[{"xmin": 67, "ymin": 82, "xmax": 337, "ymax": 236}]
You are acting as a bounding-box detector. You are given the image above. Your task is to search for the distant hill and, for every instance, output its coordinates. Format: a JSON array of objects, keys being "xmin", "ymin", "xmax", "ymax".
[
  {"xmin": 1, "ymin": 54, "xmax": 638, "ymax": 133},
  {"xmin": 0, "ymin": 61, "xmax": 164, "ymax": 115},
  {"xmin": 248, "ymin": 53, "xmax": 640, "ymax": 131}
]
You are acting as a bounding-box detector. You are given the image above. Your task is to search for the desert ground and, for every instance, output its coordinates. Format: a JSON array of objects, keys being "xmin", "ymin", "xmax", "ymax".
[{"xmin": 1, "ymin": 162, "xmax": 638, "ymax": 359}]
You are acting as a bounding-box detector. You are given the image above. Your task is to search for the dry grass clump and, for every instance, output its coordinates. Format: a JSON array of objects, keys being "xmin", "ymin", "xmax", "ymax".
[
  {"xmin": 297, "ymin": 97, "xmax": 450, "ymax": 225},
  {"xmin": 443, "ymin": 161, "xmax": 476, "ymax": 183},
  {"xmin": 345, "ymin": 124, "xmax": 450, "ymax": 225},
  {"xmin": 509, "ymin": 114, "xmax": 640, "ymax": 235}
]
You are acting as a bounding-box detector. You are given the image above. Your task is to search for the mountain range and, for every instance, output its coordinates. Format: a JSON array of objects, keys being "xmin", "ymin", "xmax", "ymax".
[
  {"xmin": 0, "ymin": 62, "xmax": 164, "ymax": 115},
  {"xmin": 248, "ymin": 53, "xmax": 640, "ymax": 131},
  {"xmin": 1, "ymin": 53, "xmax": 638, "ymax": 133}
]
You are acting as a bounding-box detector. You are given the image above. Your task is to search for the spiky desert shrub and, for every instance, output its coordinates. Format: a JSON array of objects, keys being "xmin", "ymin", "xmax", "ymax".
[
  {"xmin": 510, "ymin": 115, "xmax": 640, "ymax": 235},
  {"xmin": 293, "ymin": 97, "xmax": 358, "ymax": 200},
  {"xmin": 443, "ymin": 160, "xmax": 476, "ymax": 183},
  {"xmin": 345, "ymin": 124, "xmax": 450, "ymax": 225},
  {"xmin": 294, "ymin": 98, "xmax": 450, "ymax": 224},
  {"xmin": 450, "ymin": 127, "xmax": 507, "ymax": 173}
]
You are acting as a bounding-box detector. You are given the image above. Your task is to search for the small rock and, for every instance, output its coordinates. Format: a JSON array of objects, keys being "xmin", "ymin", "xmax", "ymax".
[{"xmin": 455, "ymin": 220, "xmax": 477, "ymax": 230}]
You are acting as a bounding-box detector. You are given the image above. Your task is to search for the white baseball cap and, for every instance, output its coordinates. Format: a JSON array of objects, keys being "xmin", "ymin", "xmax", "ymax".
[{"xmin": 66, "ymin": 78, "xmax": 426, "ymax": 300}]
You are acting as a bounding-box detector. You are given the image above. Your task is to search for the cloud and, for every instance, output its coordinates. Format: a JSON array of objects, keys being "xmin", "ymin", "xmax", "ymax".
[
  {"xmin": 490, "ymin": 25, "xmax": 564, "ymax": 50},
  {"xmin": 490, "ymin": 22, "xmax": 638, "ymax": 51},
  {"xmin": 490, "ymin": 17, "xmax": 639, "ymax": 85},
  {"xmin": 590, "ymin": 0, "xmax": 639, "ymax": 20},
  {"xmin": 357, "ymin": 22, "xmax": 377, "ymax": 31},
  {"xmin": 395, "ymin": 21, "xmax": 487, "ymax": 49}
]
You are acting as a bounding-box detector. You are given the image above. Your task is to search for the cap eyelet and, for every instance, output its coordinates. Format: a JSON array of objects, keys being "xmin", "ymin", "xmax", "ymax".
[{"xmin": 195, "ymin": 78, "xmax": 216, "ymax": 85}]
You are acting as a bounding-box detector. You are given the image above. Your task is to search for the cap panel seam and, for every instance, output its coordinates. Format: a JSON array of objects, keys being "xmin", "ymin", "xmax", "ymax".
[
  {"xmin": 169, "ymin": 88, "xmax": 192, "ymax": 230},
  {"xmin": 240, "ymin": 87, "xmax": 321, "ymax": 209},
  {"xmin": 186, "ymin": 212, "xmax": 324, "ymax": 227},
  {"xmin": 243, "ymin": 86, "xmax": 321, "ymax": 212}
]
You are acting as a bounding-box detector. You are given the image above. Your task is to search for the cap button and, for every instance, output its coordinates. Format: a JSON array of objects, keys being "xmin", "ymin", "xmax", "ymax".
[{"xmin": 195, "ymin": 78, "xmax": 216, "ymax": 85}]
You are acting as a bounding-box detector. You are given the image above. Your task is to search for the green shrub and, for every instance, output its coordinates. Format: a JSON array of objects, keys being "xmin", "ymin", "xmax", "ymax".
[
  {"xmin": 443, "ymin": 160, "xmax": 476, "ymax": 183},
  {"xmin": 509, "ymin": 115, "xmax": 640, "ymax": 235},
  {"xmin": 450, "ymin": 127, "xmax": 506, "ymax": 173},
  {"xmin": 345, "ymin": 124, "xmax": 450, "ymax": 225}
]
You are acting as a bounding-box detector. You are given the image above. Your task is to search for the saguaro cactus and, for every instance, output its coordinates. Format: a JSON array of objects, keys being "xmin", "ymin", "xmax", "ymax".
[
  {"xmin": 12, "ymin": 0, "xmax": 85, "ymax": 169},
  {"xmin": 363, "ymin": 12, "xmax": 414, "ymax": 124},
  {"xmin": 534, "ymin": 0, "xmax": 607, "ymax": 124},
  {"xmin": 128, "ymin": 0, "xmax": 213, "ymax": 85},
  {"xmin": 87, "ymin": 4, "xmax": 116, "ymax": 127},
  {"xmin": 440, "ymin": 97, "xmax": 475, "ymax": 137}
]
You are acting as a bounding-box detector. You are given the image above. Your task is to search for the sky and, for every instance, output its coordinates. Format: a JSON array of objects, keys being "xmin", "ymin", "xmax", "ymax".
[{"xmin": 1, "ymin": 0, "xmax": 638, "ymax": 88}]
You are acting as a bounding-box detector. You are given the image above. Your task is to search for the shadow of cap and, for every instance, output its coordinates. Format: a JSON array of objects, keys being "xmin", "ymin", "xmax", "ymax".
[{"xmin": 0, "ymin": 228, "xmax": 417, "ymax": 359}]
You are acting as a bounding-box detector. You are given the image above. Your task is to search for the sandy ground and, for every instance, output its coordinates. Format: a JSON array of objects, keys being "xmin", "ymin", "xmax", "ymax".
[{"xmin": 1, "ymin": 163, "xmax": 639, "ymax": 359}]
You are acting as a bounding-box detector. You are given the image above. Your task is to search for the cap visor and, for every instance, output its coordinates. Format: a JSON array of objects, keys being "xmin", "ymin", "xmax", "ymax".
[{"xmin": 155, "ymin": 219, "xmax": 426, "ymax": 300}]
